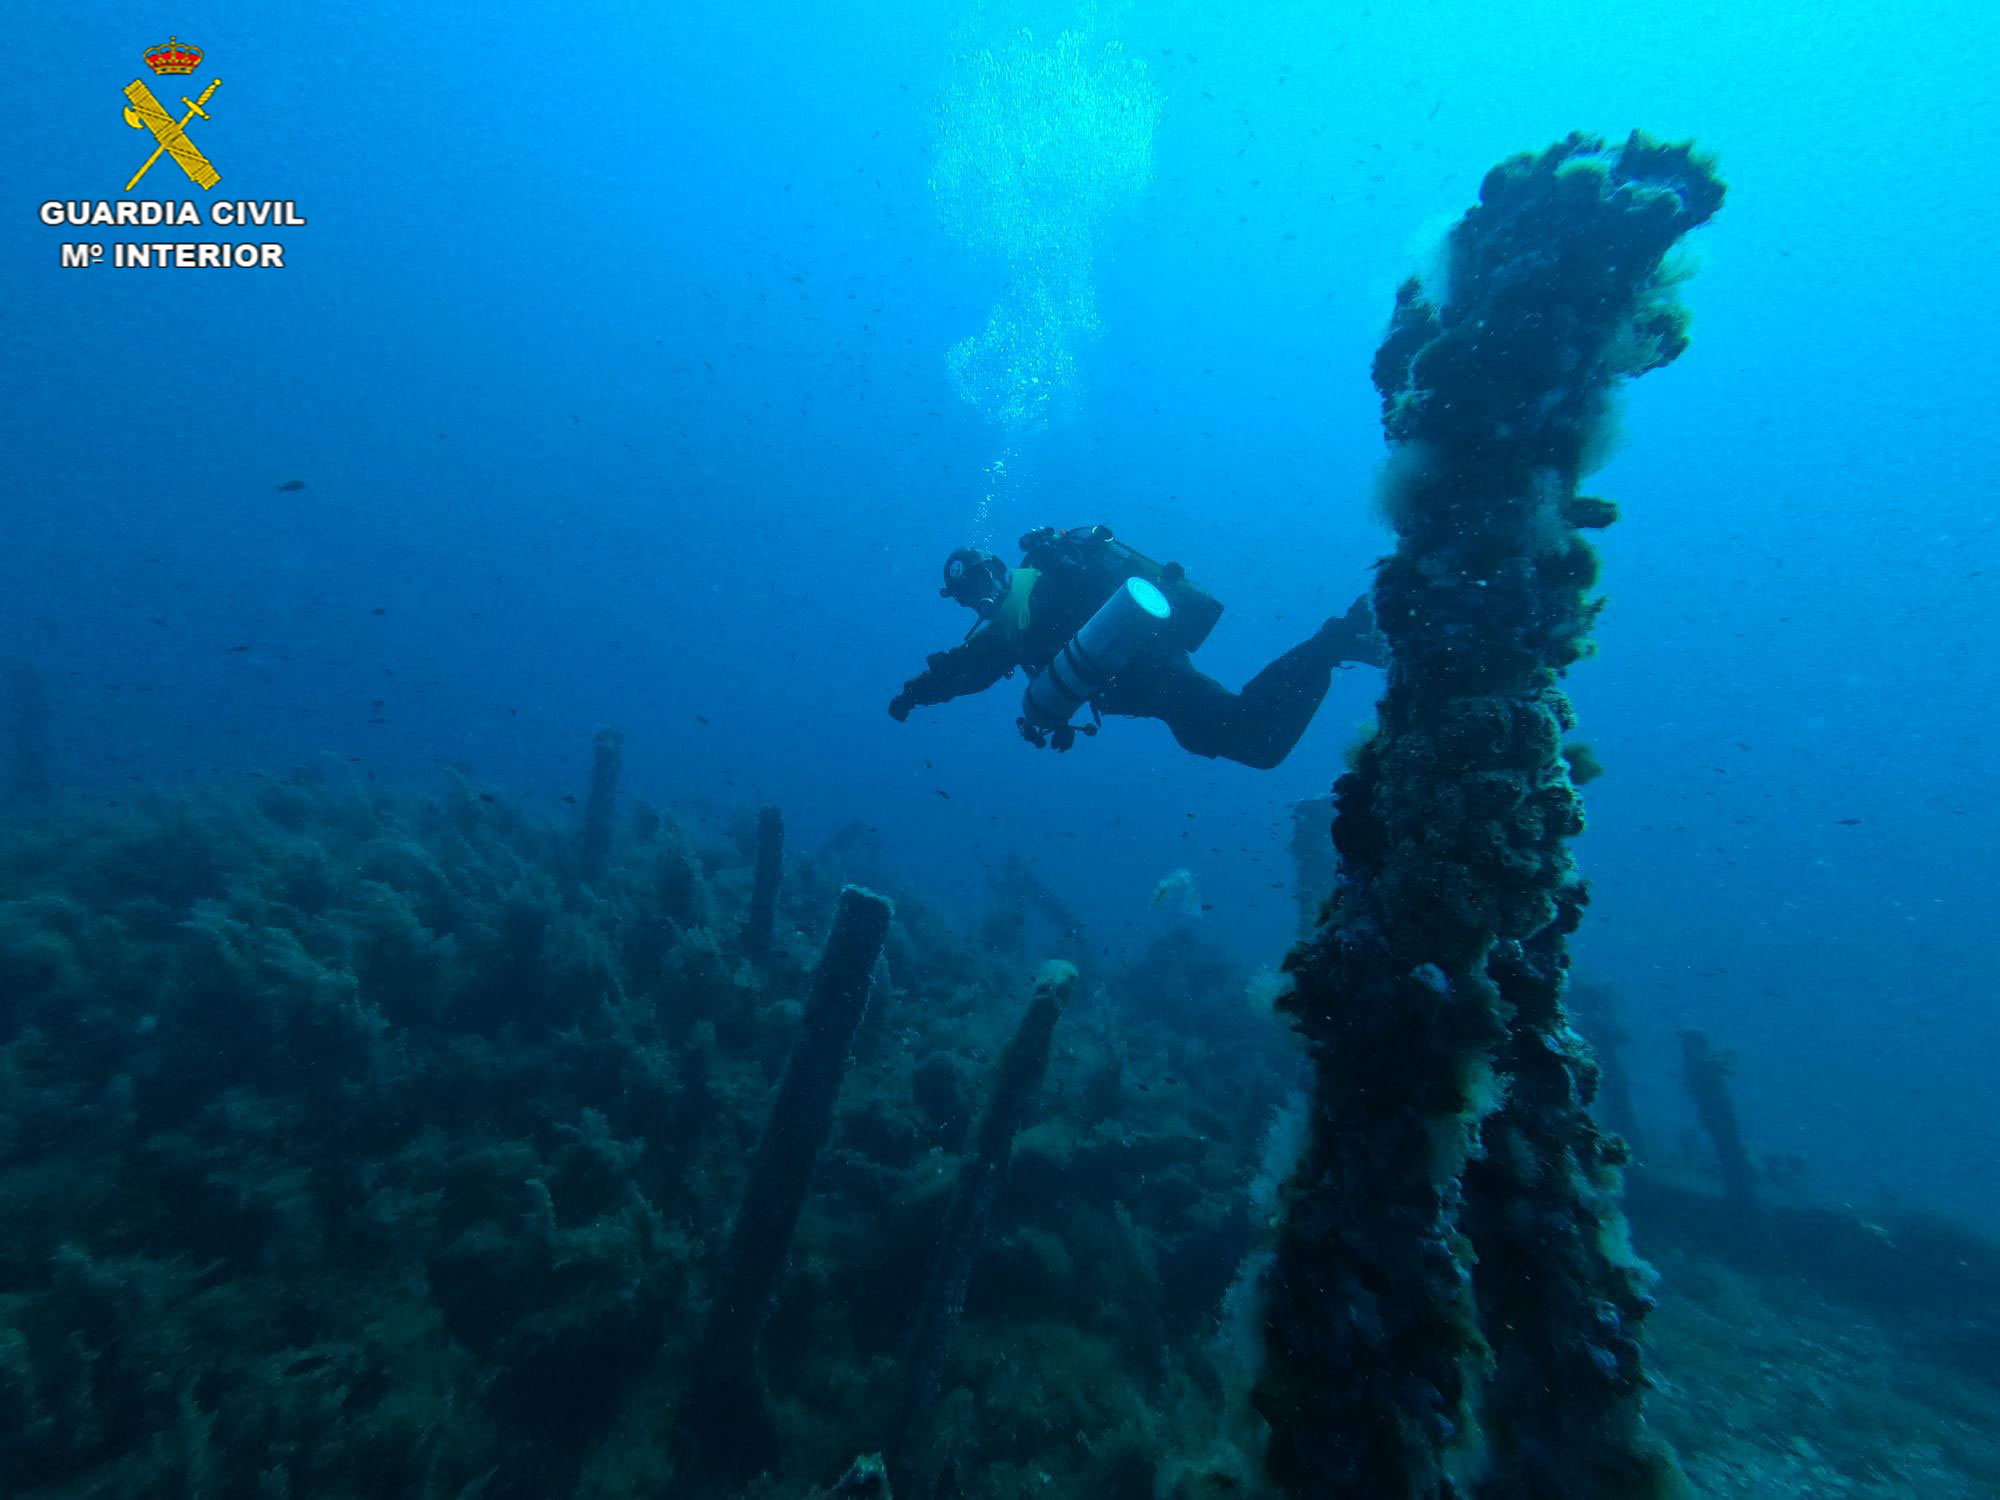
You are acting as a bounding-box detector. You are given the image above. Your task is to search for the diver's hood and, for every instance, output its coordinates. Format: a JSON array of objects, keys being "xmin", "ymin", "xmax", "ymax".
[{"xmin": 942, "ymin": 548, "xmax": 1011, "ymax": 615}]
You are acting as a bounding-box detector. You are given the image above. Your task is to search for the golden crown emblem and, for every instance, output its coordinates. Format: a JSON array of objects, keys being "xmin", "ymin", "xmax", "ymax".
[{"xmin": 144, "ymin": 36, "xmax": 202, "ymax": 75}]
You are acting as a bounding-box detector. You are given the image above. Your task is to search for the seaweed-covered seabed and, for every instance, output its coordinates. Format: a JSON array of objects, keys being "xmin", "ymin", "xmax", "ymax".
[
  {"xmin": 1651, "ymin": 1260, "xmax": 2000, "ymax": 1497},
  {"xmin": 0, "ymin": 776, "xmax": 1991, "ymax": 1497}
]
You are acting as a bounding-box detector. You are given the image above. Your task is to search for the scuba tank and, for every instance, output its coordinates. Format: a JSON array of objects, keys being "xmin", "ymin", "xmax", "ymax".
[
  {"xmin": 1018, "ymin": 525, "xmax": 1224, "ymax": 653},
  {"xmin": 1020, "ymin": 578, "xmax": 1173, "ymax": 744}
]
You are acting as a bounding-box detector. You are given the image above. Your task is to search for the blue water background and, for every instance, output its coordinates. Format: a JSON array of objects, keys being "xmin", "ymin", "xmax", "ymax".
[{"xmin": 6, "ymin": 0, "xmax": 1996, "ymax": 1229}]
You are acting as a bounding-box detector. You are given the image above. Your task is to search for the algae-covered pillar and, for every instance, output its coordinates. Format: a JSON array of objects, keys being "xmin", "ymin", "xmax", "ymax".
[
  {"xmin": 891, "ymin": 959, "xmax": 1076, "ymax": 1500},
  {"xmin": 1681, "ymin": 1029, "xmax": 1755, "ymax": 1211},
  {"xmin": 1256, "ymin": 133, "xmax": 1723, "ymax": 1499},
  {"xmin": 579, "ymin": 727, "xmax": 623, "ymax": 882},
  {"xmin": 744, "ymin": 805, "xmax": 786, "ymax": 962},
  {"xmin": 680, "ymin": 883, "xmax": 892, "ymax": 1483}
]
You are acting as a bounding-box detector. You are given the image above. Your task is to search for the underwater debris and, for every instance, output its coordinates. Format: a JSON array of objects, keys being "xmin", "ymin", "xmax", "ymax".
[
  {"xmin": 1257, "ymin": 131, "xmax": 1724, "ymax": 1499},
  {"xmin": 1152, "ymin": 867, "xmax": 1202, "ymax": 915}
]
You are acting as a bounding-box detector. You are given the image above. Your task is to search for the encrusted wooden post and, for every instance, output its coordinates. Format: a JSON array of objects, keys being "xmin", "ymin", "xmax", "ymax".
[
  {"xmin": 743, "ymin": 805, "xmax": 785, "ymax": 961},
  {"xmin": 1257, "ymin": 133, "xmax": 1723, "ymax": 1499},
  {"xmin": 679, "ymin": 884, "xmax": 892, "ymax": 1484}
]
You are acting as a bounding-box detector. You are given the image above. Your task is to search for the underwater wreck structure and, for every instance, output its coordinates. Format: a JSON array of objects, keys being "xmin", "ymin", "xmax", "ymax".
[
  {"xmin": 1257, "ymin": 133, "xmax": 1725, "ymax": 1497},
  {"xmin": 578, "ymin": 727, "xmax": 624, "ymax": 883},
  {"xmin": 892, "ymin": 959, "xmax": 1078, "ymax": 1499},
  {"xmin": 744, "ymin": 805, "xmax": 786, "ymax": 963},
  {"xmin": 1680, "ymin": 1028, "xmax": 1757, "ymax": 1214},
  {"xmin": 680, "ymin": 883, "xmax": 893, "ymax": 1480}
]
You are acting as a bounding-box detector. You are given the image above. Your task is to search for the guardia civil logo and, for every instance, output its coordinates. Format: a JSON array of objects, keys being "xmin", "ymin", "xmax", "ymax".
[
  {"xmin": 122, "ymin": 35, "xmax": 221, "ymax": 192},
  {"xmin": 38, "ymin": 34, "xmax": 307, "ymax": 270}
]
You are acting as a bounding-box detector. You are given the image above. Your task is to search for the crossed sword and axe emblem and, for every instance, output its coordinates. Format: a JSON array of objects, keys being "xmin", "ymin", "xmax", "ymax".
[{"xmin": 122, "ymin": 76, "xmax": 223, "ymax": 192}]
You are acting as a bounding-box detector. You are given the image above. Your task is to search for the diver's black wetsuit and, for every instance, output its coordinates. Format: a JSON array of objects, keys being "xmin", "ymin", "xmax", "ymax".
[
  {"xmin": 1095, "ymin": 633, "xmax": 1351, "ymax": 769},
  {"xmin": 894, "ymin": 562, "xmax": 1378, "ymax": 770}
]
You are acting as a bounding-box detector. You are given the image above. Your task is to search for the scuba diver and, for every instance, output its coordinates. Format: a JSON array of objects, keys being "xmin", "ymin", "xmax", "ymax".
[{"xmin": 887, "ymin": 525, "xmax": 1385, "ymax": 769}]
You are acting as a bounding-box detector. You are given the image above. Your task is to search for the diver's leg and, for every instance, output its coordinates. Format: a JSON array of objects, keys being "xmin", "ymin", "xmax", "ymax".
[
  {"xmin": 1195, "ymin": 597, "xmax": 1383, "ymax": 767},
  {"xmin": 1225, "ymin": 632, "xmax": 1345, "ymax": 768},
  {"xmin": 1098, "ymin": 651, "xmax": 1240, "ymax": 760},
  {"xmin": 1103, "ymin": 633, "xmax": 1344, "ymax": 769},
  {"xmin": 1104, "ymin": 620, "xmax": 1368, "ymax": 776},
  {"xmin": 1099, "ymin": 651, "xmax": 1305, "ymax": 768}
]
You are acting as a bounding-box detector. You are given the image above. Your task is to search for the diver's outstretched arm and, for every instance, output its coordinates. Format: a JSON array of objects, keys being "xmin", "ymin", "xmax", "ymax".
[{"xmin": 889, "ymin": 628, "xmax": 1015, "ymax": 719}]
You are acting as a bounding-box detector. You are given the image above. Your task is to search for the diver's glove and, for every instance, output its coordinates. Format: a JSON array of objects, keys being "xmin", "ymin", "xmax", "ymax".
[
  {"xmin": 1018, "ymin": 717, "xmax": 1089, "ymax": 752},
  {"xmin": 888, "ymin": 691, "xmax": 914, "ymax": 722}
]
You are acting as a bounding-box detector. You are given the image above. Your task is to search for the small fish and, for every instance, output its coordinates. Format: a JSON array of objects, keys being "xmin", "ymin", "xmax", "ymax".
[
  {"xmin": 561, "ymin": 794, "xmax": 578, "ymax": 805},
  {"xmin": 275, "ymin": 479, "xmax": 308, "ymax": 492},
  {"xmin": 226, "ymin": 644, "xmax": 251, "ymax": 653},
  {"xmin": 695, "ymin": 714, "xmax": 710, "ymax": 725},
  {"xmin": 934, "ymin": 788, "xmax": 951, "ymax": 800},
  {"xmin": 1836, "ymin": 817, "xmax": 1863, "ymax": 826},
  {"xmin": 478, "ymin": 792, "xmax": 497, "ymax": 803},
  {"xmin": 370, "ymin": 607, "xmax": 386, "ymax": 616}
]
